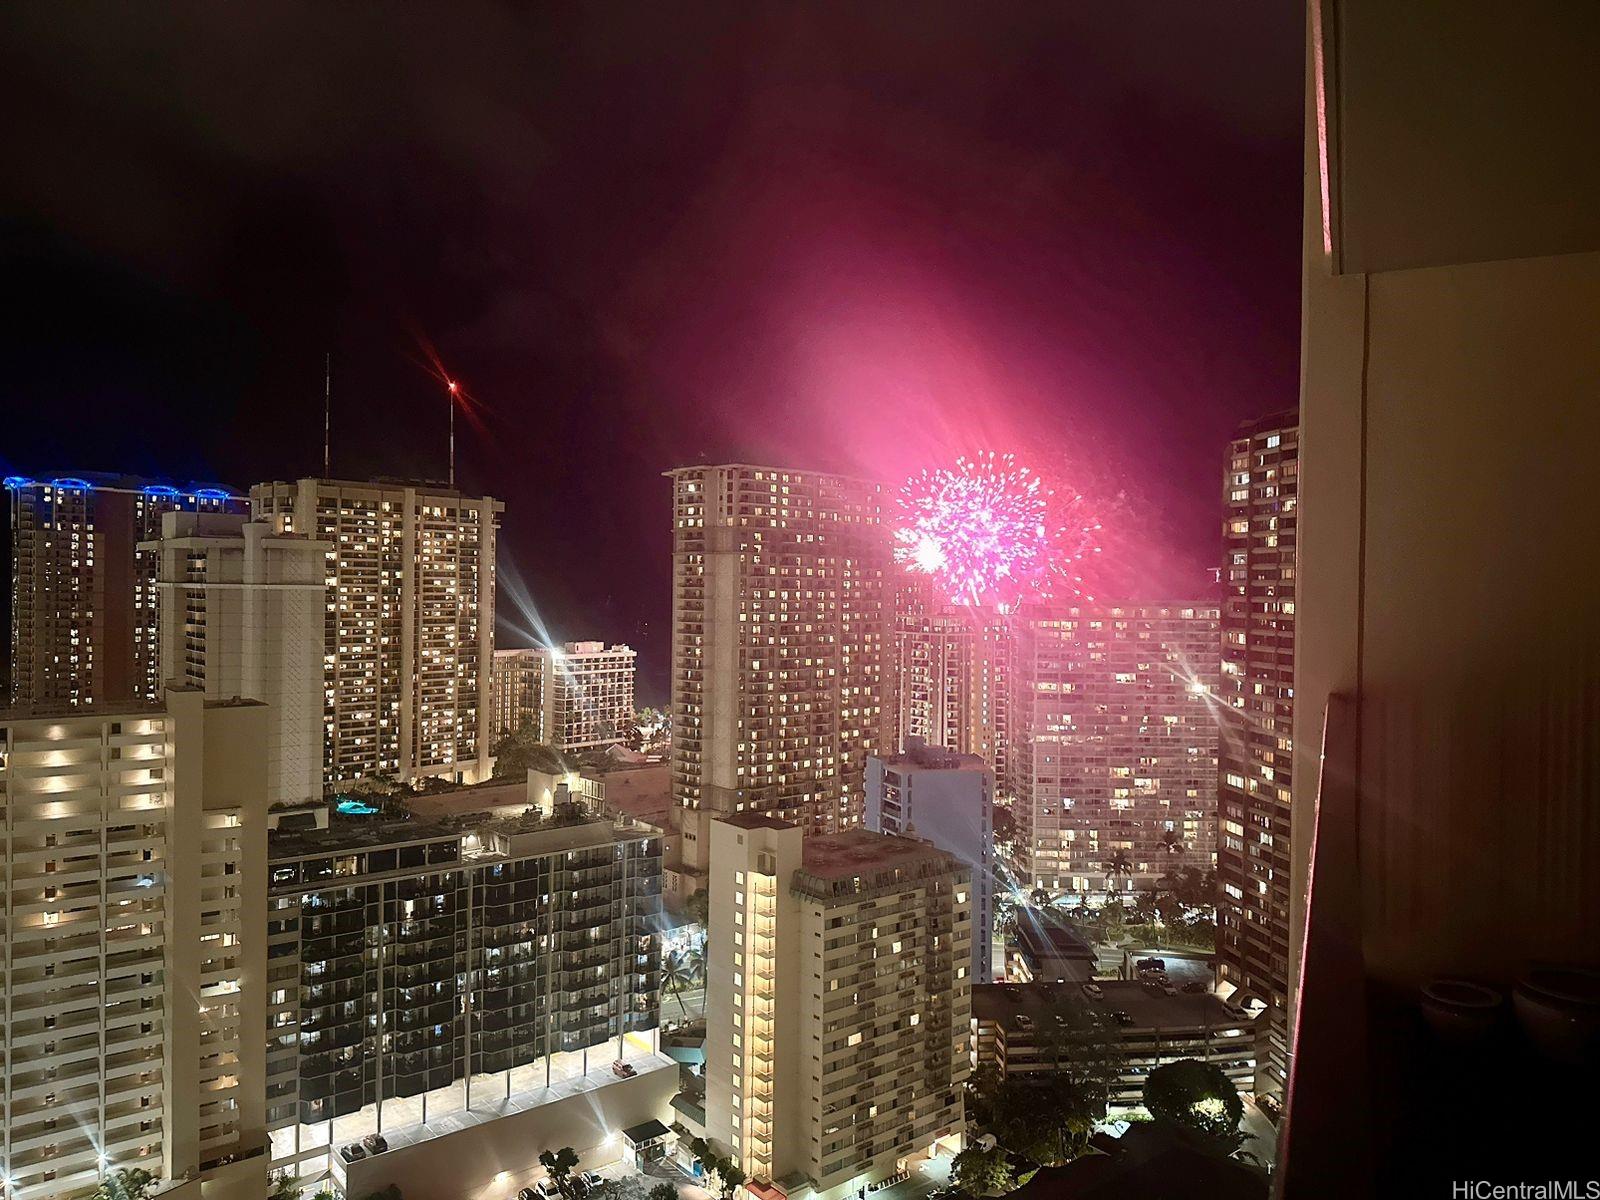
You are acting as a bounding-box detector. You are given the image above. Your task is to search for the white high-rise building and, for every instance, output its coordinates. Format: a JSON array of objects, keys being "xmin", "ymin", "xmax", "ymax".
[
  {"xmin": 704, "ymin": 816, "xmax": 970, "ymax": 1200},
  {"xmin": 866, "ymin": 741, "xmax": 995, "ymax": 982},
  {"xmin": 0, "ymin": 690, "xmax": 268, "ymax": 1200},
  {"xmin": 148, "ymin": 511, "xmax": 328, "ymax": 806},
  {"xmin": 250, "ymin": 479, "xmax": 502, "ymax": 788},
  {"xmin": 1009, "ymin": 603, "xmax": 1221, "ymax": 897}
]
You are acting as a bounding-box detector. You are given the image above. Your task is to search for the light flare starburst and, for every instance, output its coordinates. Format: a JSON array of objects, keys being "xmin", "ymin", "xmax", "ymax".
[{"xmin": 894, "ymin": 451, "xmax": 1099, "ymax": 607}]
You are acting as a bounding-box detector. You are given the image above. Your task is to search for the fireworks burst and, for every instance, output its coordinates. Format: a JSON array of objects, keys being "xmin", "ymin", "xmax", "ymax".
[{"xmin": 894, "ymin": 452, "xmax": 1099, "ymax": 608}]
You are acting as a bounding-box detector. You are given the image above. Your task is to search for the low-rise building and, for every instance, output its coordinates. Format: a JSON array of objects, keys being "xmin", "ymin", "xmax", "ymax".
[
  {"xmin": 263, "ymin": 803, "xmax": 664, "ymax": 1188},
  {"xmin": 1008, "ymin": 918, "xmax": 1098, "ymax": 983},
  {"xmin": 971, "ymin": 982, "xmax": 1257, "ymax": 1107}
]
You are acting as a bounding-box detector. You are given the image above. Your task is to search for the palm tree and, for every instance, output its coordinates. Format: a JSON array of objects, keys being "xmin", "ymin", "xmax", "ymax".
[
  {"xmin": 1159, "ymin": 829, "xmax": 1185, "ymax": 855},
  {"xmin": 1103, "ymin": 851, "xmax": 1133, "ymax": 892},
  {"xmin": 661, "ymin": 948, "xmax": 699, "ymax": 1016}
]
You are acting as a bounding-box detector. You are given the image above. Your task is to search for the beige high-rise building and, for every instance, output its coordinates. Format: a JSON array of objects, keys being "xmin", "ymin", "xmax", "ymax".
[
  {"xmin": 250, "ymin": 479, "xmax": 502, "ymax": 788},
  {"xmin": 489, "ymin": 647, "xmax": 543, "ymax": 742},
  {"xmin": 5, "ymin": 474, "xmax": 248, "ymax": 711},
  {"xmin": 148, "ymin": 511, "xmax": 328, "ymax": 807},
  {"xmin": 888, "ymin": 577, "xmax": 1012, "ymax": 785},
  {"xmin": 1214, "ymin": 413, "xmax": 1297, "ymax": 1100},
  {"xmin": 538, "ymin": 641, "xmax": 636, "ymax": 751},
  {"xmin": 0, "ymin": 689, "xmax": 268, "ymax": 1200},
  {"xmin": 1009, "ymin": 603, "xmax": 1220, "ymax": 897},
  {"xmin": 667, "ymin": 465, "xmax": 890, "ymax": 894},
  {"xmin": 704, "ymin": 816, "xmax": 970, "ymax": 1200}
]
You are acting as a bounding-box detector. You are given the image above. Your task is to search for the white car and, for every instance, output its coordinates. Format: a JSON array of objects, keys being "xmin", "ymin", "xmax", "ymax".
[{"xmin": 1081, "ymin": 982, "xmax": 1104, "ymax": 1000}]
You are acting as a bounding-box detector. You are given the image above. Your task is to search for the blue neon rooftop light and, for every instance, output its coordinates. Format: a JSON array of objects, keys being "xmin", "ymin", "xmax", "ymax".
[
  {"xmin": 335, "ymin": 797, "xmax": 381, "ymax": 816},
  {"xmin": 143, "ymin": 484, "xmax": 180, "ymax": 497},
  {"xmin": 194, "ymin": 487, "xmax": 232, "ymax": 500},
  {"xmin": 51, "ymin": 477, "xmax": 93, "ymax": 490},
  {"xmin": 3, "ymin": 476, "xmax": 34, "ymax": 490}
]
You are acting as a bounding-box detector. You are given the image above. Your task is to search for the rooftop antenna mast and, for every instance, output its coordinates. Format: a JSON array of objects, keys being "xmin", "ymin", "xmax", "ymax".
[
  {"xmin": 447, "ymin": 379, "xmax": 458, "ymax": 489},
  {"xmin": 322, "ymin": 351, "xmax": 332, "ymax": 478}
]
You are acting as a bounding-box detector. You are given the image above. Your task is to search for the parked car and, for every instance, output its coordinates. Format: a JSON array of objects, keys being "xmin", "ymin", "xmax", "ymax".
[
  {"xmin": 1112, "ymin": 1010, "xmax": 1135, "ymax": 1027},
  {"xmin": 1002, "ymin": 985, "xmax": 1023, "ymax": 1003},
  {"xmin": 1015, "ymin": 1013, "xmax": 1033, "ymax": 1029},
  {"xmin": 339, "ymin": 1144, "xmax": 367, "ymax": 1164},
  {"xmin": 611, "ymin": 1059, "xmax": 637, "ymax": 1078},
  {"xmin": 1137, "ymin": 957, "xmax": 1166, "ymax": 971},
  {"xmin": 1081, "ymin": 982, "xmax": 1104, "ymax": 1000},
  {"xmin": 518, "ymin": 1189, "xmax": 539, "ymax": 1200},
  {"xmin": 536, "ymin": 1179, "xmax": 562, "ymax": 1200},
  {"xmin": 362, "ymin": 1133, "xmax": 389, "ymax": 1154},
  {"xmin": 1162, "ymin": 985, "xmax": 1179, "ymax": 996},
  {"xmin": 579, "ymin": 1172, "xmax": 604, "ymax": 1195},
  {"xmin": 1182, "ymin": 980, "xmax": 1208, "ymax": 994}
]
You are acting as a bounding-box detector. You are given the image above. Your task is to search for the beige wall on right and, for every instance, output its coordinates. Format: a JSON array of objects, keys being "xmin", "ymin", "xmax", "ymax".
[{"xmin": 1293, "ymin": 0, "xmax": 1600, "ymax": 1011}]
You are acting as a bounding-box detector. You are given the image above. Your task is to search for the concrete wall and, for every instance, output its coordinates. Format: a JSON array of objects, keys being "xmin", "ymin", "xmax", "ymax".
[
  {"xmin": 1295, "ymin": 0, "xmax": 1600, "ymax": 1002},
  {"xmin": 341, "ymin": 1065, "xmax": 677, "ymax": 1200}
]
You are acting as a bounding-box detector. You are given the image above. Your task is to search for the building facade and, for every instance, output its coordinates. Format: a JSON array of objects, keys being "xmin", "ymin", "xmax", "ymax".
[
  {"xmin": 149, "ymin": 511, "xmax": 328, "ymax": 807},
  {"xmin": 667, "ymin": 465, "xmax": 890, "ymax": 893},
  {"xmin": 250, "ymin": 479, "xmax": 502, "ymax": 788},
  {"xmin": 264, "ymin": 806, "xmax": 662, "ymax": 1181},
  {"xmin": 970, "ymin": 982, "xmax": 1257, "ymax": 1108},
  {"xmin": 704, "ymin": 817, "xmax": 970, "ymax": 1200},
  {"xmin": 1008, "ymin": 604, "xmax": 1221, "ymax": 897},
  {"xmin": 866, "ymin": 741, "xmax": 995, "ymax": 982},
  {"xmin": 6, "ymin": 474, "xmax": 248, "ymax": 711},
  {"xmin": 0, "ymin": 690, "xmax": 268, "ymax": 1200},
  {"xmin": 1214, "ymin": 413, "xmax": 1297, "ymax": 1100},
  {"xmin": 538, "ymin": 642, "xmax": 636, "ymax": 752},
  {"xmin": 888, "ymin": 577, "xmax": 1012, "ymax": 787},
  {"xmin": 489, "ymin": 647, "xmax": 543, "ymax": 743}
]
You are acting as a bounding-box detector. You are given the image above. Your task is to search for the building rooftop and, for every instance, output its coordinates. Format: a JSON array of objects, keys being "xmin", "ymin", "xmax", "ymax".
[
  {"xmin": 1015, "ymin": 918, "xmax": 1098, "ymax": 960},
  {"xmin": 799, "ymin": 828, "xmax": 956, "ymax": 880},
  {"xmin": 717, "ymin": 812, "xmax": 796, "ymax": 832},
  {"xmin": 972, "ymin": 981, "xmax": 1256, "ymax": 1033},
  {"xmin": 876, "ymin": 738, "xmax": 991, "ymax": 773},
  {"xmin": 590, "ymin": 763, "xmax": 671, "ymax": 823}
]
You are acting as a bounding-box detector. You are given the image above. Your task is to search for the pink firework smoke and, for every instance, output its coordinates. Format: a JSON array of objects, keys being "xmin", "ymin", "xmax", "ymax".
[{"xmin": 895, "ymin": 452, "xmax": 1099, "ymax": 607}]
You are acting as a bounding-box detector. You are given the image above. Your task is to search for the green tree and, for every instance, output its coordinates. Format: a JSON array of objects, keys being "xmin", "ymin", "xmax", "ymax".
[
  {"xmin": 685, "ymin": 888, "xmax": 710, "ymax": 928},
  {"xmin": 95, "ymin": 1170, "xmax": 155, "ymax": 1200},
  {"xmin": 540, "ymin": 1147, "xmax": 582, "ymax": 1199},
  {"xmin": 491, "ymin": 730, "xmax": 570, "ymax": 780},
  {"xmin": 709, "ymin": 1156, "xmax": 747, "ymax": 1200},
  {"xmin": 951, "ymin": 1144, "xmax": 1015, "ymax": 1196},
  {"xmin": 1143, "ymin": 1058, "xmax": 1248, "ymax": 1154},
  {"xmin": 649, "ymin": 1184, "xmax": 679, "ymax": 1200},
  {"xmin": 269, "ymin": 1171, "xmax": 300, "ymax": 1200},
  {"xmin": 313, "ymin": 1190, "xmax": 338, "ymax": 1200}
]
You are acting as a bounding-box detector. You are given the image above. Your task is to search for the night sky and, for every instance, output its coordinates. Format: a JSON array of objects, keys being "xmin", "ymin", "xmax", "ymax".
[{"xmin": 1, "ymin": 2, "xmax": 1303, "ymax": 703}]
